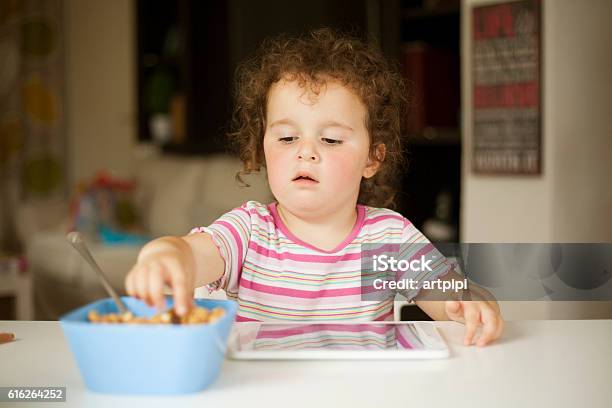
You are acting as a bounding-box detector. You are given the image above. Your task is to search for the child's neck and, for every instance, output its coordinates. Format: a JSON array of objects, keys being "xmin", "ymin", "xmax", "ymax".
[{"xmin": 276, "ymin": 202, "xmax": 358, "ymax": 251}]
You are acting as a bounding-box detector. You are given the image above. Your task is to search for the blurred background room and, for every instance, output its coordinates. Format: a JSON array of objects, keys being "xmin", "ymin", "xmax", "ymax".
[{"xmin": 0, "ymin": 0, "xmax": 610, "ymax": 321}]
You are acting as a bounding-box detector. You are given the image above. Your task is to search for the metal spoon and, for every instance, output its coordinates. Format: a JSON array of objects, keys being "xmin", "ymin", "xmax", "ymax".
[{"xmin": 66, "ymin": 231, "xmax": 128, "ymax": 314}]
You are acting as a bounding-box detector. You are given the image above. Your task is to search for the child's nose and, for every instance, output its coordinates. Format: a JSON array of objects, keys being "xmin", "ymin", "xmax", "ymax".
[
  {"xmin": 297, "ymin": 140, "xmax": 319, "ymax": 162},
  {"xmin": 297, "ymin": 152, "xmax": 318, "ymax": 162}
]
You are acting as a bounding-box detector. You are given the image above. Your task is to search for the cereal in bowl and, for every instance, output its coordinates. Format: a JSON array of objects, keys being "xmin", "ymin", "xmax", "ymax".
[{"xmin": 87, "ymin": 306, "xmax": 225, "ymax": 325}]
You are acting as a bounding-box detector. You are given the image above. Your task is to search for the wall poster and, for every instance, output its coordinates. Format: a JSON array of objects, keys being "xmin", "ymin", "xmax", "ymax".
[{"xmin": 472, "ymin": 0, "xmax": 541, "ymax": 174}]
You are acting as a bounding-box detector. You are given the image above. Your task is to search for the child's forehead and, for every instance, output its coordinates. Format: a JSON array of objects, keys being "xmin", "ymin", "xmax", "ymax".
[{"xmin": 268, "ymin": 75, "xmax": 363, "ymax": 108}]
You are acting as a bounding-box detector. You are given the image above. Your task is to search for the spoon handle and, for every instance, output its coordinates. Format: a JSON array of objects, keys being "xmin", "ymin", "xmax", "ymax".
[{"xmin": 66, "ymin": 231, "xmax": 128, "ymax": 314}]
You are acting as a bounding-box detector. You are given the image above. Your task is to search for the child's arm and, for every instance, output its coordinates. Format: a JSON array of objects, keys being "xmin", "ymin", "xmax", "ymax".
[
  {"xmin": 414, "ymin": 269, "xmax": 504, "ymax": 347},
  {"xmin": 125, "ymin": 233, "xmax": 224, "ymax": 316}
]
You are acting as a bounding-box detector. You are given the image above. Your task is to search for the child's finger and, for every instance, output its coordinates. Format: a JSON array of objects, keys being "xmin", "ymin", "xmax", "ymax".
[
  {"xmin": 148, "ymin": 264, "xmax": 166, "ymax": 311},
  {"xmin": 125, "ymin": 267, "xmax": 136, "ymax": 297},
  {"xmin": 167, "ymin": 265, "xmax": 189, "ymax": 316},
  {"xmin": 476, "ymin": 307, "xmax": 500, "ymax": 346},
  {"xmin": 159, "ymin": 257, "xmax": 188, "ymax": 314},
  {"xmin": 135, "ymin": 264, "xmax": 151, "ymax": 304},
  {"xmin": 463, "ymin": 304, "xmax": 480, "ymax": 346},
  {"xmin": 126, "ymin": 264, "xmax": 145, "ymax": 298},
  {"xmin": 146, "ymin": 262, "xmax": 166, "ymax": 307},
  {"xmin": 495, "ymin": 316, "xmax": 505, "ymax": 339}
]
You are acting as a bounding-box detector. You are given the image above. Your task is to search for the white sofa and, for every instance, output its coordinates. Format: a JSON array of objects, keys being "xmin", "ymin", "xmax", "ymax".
[{"xmin": 21, "ymin": 154, "xmax": 273, "ymax": 320}]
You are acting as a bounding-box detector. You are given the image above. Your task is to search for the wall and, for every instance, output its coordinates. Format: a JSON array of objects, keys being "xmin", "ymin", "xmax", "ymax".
[
  {"xmin": 62, "ymin": 0, "xmax": 611, "ymax": 319},
  {"xmin": 65, "ymin": 0, "xmax": 137, "ymax": 185},
  {"xmin": 462, "ymin": 0, "xmax": 612, "ymax": 319},
  {"xmin": 547, "ymin": 0, "xmax": 612, "ymax": 242}
]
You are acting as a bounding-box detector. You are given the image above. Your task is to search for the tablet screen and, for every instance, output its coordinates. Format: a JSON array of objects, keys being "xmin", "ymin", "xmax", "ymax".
[{"xmin": 229, "ymin": 322, "xmax": 447, "ymax": 355}]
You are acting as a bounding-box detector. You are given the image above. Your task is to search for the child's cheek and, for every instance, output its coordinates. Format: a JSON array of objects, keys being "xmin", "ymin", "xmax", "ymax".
[
  {"xmin": 326, "ymin": 150, "xmax": 364, "ymax": 186},
  {"xmin": 264, "ymin": 145, "xmax": 292, "ymax": 190}
]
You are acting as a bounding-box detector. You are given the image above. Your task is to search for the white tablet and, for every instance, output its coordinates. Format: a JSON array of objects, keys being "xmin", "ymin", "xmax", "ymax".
[{"xmin": 227, "ymin": 322, "xmax": 450, "ymax": 360}]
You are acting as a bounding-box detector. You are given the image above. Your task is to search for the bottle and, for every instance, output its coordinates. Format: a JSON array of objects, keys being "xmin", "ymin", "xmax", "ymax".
[{"xmin": 423, "ymin": 189, "xmax": 457, "ymax": 242}]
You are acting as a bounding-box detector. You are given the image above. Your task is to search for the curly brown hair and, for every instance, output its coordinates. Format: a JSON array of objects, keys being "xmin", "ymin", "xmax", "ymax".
[{"xmin": 229, "ymin": 27, "xmax": 408, "ymax": 209}]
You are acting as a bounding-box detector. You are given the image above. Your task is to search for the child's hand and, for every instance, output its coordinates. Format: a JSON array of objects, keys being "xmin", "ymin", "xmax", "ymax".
[
  {"xmin": 445, "ymin": 299, "xmax": 504, "ymax": 347},
  {"xmin": 125, "ymin": 237, "xmax": 196, "ymax": 316}
]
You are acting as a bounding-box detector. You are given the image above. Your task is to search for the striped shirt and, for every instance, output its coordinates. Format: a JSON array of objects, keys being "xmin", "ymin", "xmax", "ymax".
[{"xmin": 190, "ymin": 201, "xmax": 452, "ymax": 322}]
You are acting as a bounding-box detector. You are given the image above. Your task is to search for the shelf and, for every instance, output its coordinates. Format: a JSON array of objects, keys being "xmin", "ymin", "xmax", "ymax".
[
  {"xmin": 402, "ymin": 4, "xmax": 459, "ymax": 20},
  {"xmin": 405, "ymin": 127, "xmax": 460, "ymax": 146},
  {"xmin": 141, "ymin": 54, "xmax": 182, "ymax": 68}
]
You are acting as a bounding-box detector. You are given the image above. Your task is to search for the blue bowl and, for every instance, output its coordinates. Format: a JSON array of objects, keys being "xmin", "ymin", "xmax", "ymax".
[{"xmin": 60, "ymin": 297, "xmax": 238, "ymax": 395}]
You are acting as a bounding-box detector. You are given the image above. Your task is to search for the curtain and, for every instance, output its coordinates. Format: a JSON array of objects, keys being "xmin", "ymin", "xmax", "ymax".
[{"xmin": 0, "ymin": 0, "xmax": 67, "ymax": 253}]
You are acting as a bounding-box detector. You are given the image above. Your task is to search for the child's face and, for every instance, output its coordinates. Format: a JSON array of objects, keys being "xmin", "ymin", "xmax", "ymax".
[{"xmin": 263, "ymin": 78, "xmax": 383, "ymax": 216}]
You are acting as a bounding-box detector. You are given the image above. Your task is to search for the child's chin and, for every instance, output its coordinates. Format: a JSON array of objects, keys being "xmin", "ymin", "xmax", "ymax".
[{"xmin": 284, "ymin": 199, "xmax": 325, "ymax": 212}]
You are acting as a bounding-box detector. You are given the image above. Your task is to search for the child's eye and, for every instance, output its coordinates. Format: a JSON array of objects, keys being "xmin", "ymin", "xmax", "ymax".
[
  {"xmin": 279, "ymin": 137, "xmax": 297, "ymax": 143},
  {"xmin": 322, "ymin": 138, "xmax": 342, "ymax": 145}
]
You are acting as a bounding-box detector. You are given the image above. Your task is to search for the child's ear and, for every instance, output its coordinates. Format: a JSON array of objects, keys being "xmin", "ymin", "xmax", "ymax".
[{"xmin": 363, "ymin": 143, "xmax": 386, "ymax": 179}]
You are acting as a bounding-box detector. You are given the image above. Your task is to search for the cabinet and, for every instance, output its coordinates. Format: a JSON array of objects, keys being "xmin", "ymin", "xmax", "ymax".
[
  {"xmin": 397, "ymin": 0, "xmax": 461, "ymax": 241},
  {"xmin": 136, "ymin": 0, "xmax": 231, "ymax": 154}
]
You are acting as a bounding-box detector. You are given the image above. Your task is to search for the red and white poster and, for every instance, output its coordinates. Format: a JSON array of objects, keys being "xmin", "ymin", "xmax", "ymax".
[{"xmin": 472, "ymin": 0, "xmax": 541, "ymax": 174}]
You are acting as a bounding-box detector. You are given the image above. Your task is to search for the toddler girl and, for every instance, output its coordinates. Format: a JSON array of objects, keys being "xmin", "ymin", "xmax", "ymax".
[{"xmin": 126, "ymin": 28, "xmax": 503, "ymax": 347}]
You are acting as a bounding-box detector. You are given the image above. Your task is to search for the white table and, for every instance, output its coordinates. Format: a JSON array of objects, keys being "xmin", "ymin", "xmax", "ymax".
[{"xmin": 1, "ymin": 320, "xmax": 610, "ymax": 408}]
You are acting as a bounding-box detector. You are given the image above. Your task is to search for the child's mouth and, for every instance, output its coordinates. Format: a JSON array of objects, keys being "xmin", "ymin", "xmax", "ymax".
[{"xmin": 292, "ymin": 176, "xmax": 319, "ymax": 185}]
